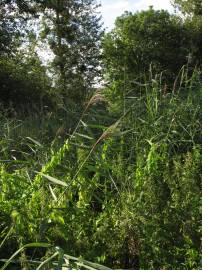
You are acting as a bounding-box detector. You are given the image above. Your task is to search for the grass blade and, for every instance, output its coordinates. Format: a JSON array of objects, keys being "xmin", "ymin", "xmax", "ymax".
[
  {"xmin": 0, "ymin": 243, "xmax": 51, "ymax": 270},
  {"xmin": 36, "ymin": 252, "xmax": 58, "ymax": 270},
  {"xmin": 37, "ymin": 172, "xmax": 68, "ymax": 187}
]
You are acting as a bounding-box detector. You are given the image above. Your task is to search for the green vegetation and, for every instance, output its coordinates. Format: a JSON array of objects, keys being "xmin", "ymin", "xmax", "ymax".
[
  {"xmin": 103, "ymin": 8, "xmax": 202, "ymax": 98},
  {"xmin": 0, "ymin": 0, "xmax": 202, "ymax": 269},
  {"xmin": 173, "ymin": 0, "xmax": 202, "ymax": 15}
]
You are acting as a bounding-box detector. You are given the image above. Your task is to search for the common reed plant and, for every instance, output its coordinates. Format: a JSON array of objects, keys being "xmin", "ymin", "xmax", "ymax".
[{"xmin": 0, "ymin": 68, "xmax": 201, "ymax": 269}]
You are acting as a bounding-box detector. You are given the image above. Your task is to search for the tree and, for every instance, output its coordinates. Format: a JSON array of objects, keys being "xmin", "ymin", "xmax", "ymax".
[
  {"xmin": 38, "ymin": 0, "xmax": 103, "ymax": 102},
  {"xmin": 103, "ymin": 8, "xmax": 202, "ymax": 97},
  {"xmin": 172, "ymin": 0, "xmax": 202, "ymax": 16},
  {"xmin": 0, "ymin": 1, "xmax": 52, "ymax": 112},
  {"xmin": 0, "ymin": 0, "xmax": 103, "ymax": 110},
  {"xmin": 0, "ymin": 1, "xmax": 21, "ymax": 56},
  {"xmin": 0, "ymin": 50, "xmax": 52, "ymax": 113}
]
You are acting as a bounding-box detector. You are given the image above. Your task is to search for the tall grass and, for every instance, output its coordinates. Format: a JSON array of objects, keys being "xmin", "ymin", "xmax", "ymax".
[{"xmin": 0, "ymin": 68, "xmax": 201, "ymax": 269}]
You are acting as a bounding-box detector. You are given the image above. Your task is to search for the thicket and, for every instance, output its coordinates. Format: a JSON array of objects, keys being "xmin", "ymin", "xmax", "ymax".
[
  {"xmin": 0, "ymin": 68, "xmax": 201, "ymax": 269},
  {"xmin": 0, "ymin": 1, "xmax": 202, "ymax": 270}
]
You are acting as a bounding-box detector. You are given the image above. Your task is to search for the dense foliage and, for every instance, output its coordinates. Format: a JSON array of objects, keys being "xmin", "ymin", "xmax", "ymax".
[
  {"xmin": 0, "ymin": 1, "xmax": 202, "ymax": 270},
  {"xmin": 0, "ymin": 53, "xmax": 52, "ymax": 113},
  {"xmin": 0, "ymin": 0, "xmax": 102, "ymax": 109},
  {"xmin": 38, "ymin": 0, "xmax": 103, "ymax": 101},
  {"xmin": 0, "ymin": 69, "xmax": 202, "ymax": 269},
  {"xmin": 173, "ymin": 0, "xmax": 202, "ymax": 15},
  {"xmin": 103, "ymin": 8, "xmax": 202, "ymax": 99}
]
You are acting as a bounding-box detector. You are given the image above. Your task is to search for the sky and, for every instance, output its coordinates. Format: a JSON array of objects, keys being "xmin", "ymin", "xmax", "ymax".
[{"xmin": 100, "ymin": 0, "xmax": 174, "ymax": 30}]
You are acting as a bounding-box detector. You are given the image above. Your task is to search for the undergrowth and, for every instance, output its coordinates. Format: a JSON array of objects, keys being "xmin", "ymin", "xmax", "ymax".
[{"xmin": 0, "ymin": 69, "xmax": 201, "ymax": 270}]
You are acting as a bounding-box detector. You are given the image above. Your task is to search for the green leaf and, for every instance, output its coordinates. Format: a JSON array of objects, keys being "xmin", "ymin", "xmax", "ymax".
[
  {"xmin": 64, "ymin": 255, "xmax": 112, "ymax": 270},
  {"xmin": 26, "ymin": 137, "xmax": 42, "ymax": 147},
  {"xmin": 37, "ymin": 172, "xmax": 68, "ymax": 187},
  {"xmin": 0, "ymin": 243, "xmax": 51, "ymax": 270},
  {"xmin": 36, "ymin": 252, "xmax": 59, "ymax": 270},
  {"xmin": 75, "ymin": 132, "xmax": 94, "ymax": 140}
]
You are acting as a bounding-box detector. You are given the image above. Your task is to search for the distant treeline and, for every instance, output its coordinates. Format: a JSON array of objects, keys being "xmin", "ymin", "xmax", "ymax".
[{"xmin": 0, "ymin": 0, "xmax": 202, "ymax": 111}]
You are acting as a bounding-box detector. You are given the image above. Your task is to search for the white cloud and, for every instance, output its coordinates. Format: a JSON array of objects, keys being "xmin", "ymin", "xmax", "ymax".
[
  {"xmin": 100, "ymin": 0, "xmax": 131, "ymax": 30},
  {"xmin": 100, "ymin": 0, "xmax": 174, "ymax": 30}
]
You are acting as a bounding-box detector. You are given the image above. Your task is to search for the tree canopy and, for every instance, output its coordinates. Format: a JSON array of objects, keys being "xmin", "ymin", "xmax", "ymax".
[
  {"xmin": 39, "ymin": 0, "xmax": 103, "ymax": 101},
  {"xmin": 173, "ymin": 0, "xmax": 202, "ymax": 16},
  {"xmin": 0, "ymin": 0, "xmax": 103, "ymax": 110},
  {"xmin": 103, "ymin": 8, "xmax": 202, "ymax": 97}
]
